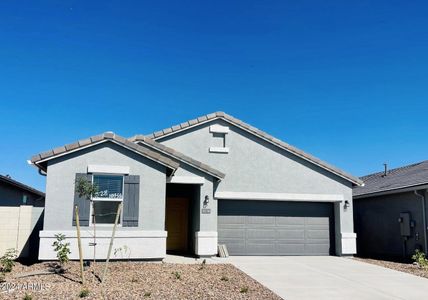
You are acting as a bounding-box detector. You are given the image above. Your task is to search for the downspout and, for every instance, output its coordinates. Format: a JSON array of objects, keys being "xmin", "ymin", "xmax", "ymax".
[{"xmin": 414, "ymin": 190, "xmax": 428, "ymax": 255}]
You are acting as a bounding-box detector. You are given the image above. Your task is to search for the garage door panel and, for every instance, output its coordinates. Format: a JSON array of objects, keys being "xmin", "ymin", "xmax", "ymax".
[
  {"xmin": 246, "ymin": 243, "xmax": 276, "ymax": 255},
  {"xmin": 305, "ymin": 244, "xmax": 330, "ymax": 254},
  {"xmin": 247, "ymin": 229, "xmax": 276, "ymax": 239},
  {"xmin": 218, "ymin": 215, "xmax": 246, "ymax": 225},
  {"xmin": 218, "ymin": 200, "xmax": 334, "ymax": 256},
  {"xmin": 218, "ymin": 228, "xmax": 246, "ymax": 239},
  {"xmin": 276, "ymin": 217, "xmax": 305, "ymax": 225},
  {"xmin": 277, "ymin": 229, "xmax": 305, "ymax": 239},
  {"xmin": 305, "ymin": 217, "xmax": 330, "ymax": 225},
  {"xmin": 306, "ymin": 229, "xmax": 330, "ymax": 239},
  {"xmin": 277, "ymin": 243, "xmax": 306, "ymax": 254}
]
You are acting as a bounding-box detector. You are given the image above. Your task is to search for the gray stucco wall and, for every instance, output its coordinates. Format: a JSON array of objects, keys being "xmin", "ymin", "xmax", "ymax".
[
  {"xmin": 354, "ymin": 191, "xmax": 427, "ymax": 259},
  {"xmin": 44, "ymin": 142, "xmax": 167, "ymax": 231},
  {"xmin": 157, "ymin": 119, "xmax": 354, "ymax": 235},
  {"xmin": 0, "ymin": 181, "xmax": 43, "ymax": 207}
]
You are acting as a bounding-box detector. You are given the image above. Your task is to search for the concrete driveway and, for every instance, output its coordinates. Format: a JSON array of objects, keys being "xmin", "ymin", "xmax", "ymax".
[{"xmin": 215, "ymin": 256, "xmax": 428, "ymax": 300}]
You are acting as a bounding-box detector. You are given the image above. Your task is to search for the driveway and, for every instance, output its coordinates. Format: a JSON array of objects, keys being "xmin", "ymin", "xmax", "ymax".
[{"xmin": 216, "ymin": 256, "xmax": 428, "ymax": 300}]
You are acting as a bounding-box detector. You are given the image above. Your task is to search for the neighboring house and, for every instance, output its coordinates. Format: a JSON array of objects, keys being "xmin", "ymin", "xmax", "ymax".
[
  {"xmin": 0, "ymin": 174, "xmax": 45, "ymax": 207},
  {"xmin": 353, "ymin": 161, "xmax": 428, "ymax": 259},
  {"xmin": 0, "ymin": 175, "xmax": 45, "ymax": 260},
  {"xmin": 30, "ymin": 112, "xmax": 362, "ymax": 260}
]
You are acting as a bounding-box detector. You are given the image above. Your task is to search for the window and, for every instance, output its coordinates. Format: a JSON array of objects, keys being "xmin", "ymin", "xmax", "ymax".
[
  {"xmin": 91, "ymin": 175, "xmax": 123, "ymax": 225},
  {"xmin": 22, "ymin": 194, "xmax": 28, "ymax": 205}
]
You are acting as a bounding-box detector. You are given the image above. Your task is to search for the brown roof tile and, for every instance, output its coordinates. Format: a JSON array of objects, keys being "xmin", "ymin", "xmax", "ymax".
[
  {"xmin": 139, "ymin": 111, "xmax": 362, "ymax": 186},
  {"xmin": 131, "ymin": 136, "xmax": 225, "ymax": 179},
  {"xmin": 30, "ymin": 132, "xmax": 180, "ymax": 172}
]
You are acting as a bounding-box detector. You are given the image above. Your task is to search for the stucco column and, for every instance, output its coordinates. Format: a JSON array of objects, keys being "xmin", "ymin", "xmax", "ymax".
[
  {"xmin": 195, "ymin": 179, "xmax": 218, "ymax": 256},
  {"xmin": 334, "ymin": 198, "xmax": 357, "ymax": 256}
]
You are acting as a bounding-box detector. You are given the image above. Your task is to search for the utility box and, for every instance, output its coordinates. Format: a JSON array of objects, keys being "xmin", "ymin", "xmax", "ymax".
[{"xmin": 398, "ymin": 212, "xmax": 411, "ymax": 237}]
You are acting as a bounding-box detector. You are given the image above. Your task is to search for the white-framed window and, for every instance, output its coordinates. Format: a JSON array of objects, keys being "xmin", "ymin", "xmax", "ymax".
[{"xmin": 91, "ymin": 174, "xmax": 124, "ymax": 225}]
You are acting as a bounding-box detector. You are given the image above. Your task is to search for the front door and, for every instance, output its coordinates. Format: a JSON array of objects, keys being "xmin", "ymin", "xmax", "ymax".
[{"xmin": 165, "ymin": 197, "xmax": 189, "ymax": 252}]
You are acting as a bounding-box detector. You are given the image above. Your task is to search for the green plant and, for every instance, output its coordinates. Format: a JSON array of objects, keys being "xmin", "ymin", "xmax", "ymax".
[
  {"xmin": 0, "ymin": 248, "xmax": 18, "ymax": 273},
  {"xmin": 23, "ymin": 293, "xmax": 33, "ymax": 300},
  {"xmin": 412, "ymin": 249, "xmax": 428, "ymax": 269},
  {"xmin": 220, "ymin": 275, "xmax": 229, "ymax": 282},
  {"xmin": 240, "ymin": 286, "xmax": 249, "ymax": 293},
  {"xmin": 172, "ymin": 271, "xmax": 181, "ymax": 279},
  {"xmin": 79, "ymin": 288, "xmax": 90, "ymax": 298},
  {"xmin": 198, "ymin": 259, "xmax": 206, "ymax": 270},
  {"xmin": 75, "ymin": 177, "xmax": 98, "ymax": 199},
  {"xmin": 52, "ymin": 234, "xmax": 71, "ymax": 267},
  {"xmin": 144, "ymin": 292, "xmax": 151, "ymax": 297}
]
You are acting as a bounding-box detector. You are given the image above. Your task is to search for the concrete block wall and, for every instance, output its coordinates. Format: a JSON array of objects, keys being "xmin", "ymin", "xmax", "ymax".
[{"xmin": 0, "ymin": 205, "xmax": 44, "ymax": 258}]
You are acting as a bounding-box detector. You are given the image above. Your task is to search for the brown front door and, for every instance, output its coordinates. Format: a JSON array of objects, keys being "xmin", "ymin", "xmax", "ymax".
[{"xmin": 165, "ymin": 197, "xmax": 189, "ymax": 252}]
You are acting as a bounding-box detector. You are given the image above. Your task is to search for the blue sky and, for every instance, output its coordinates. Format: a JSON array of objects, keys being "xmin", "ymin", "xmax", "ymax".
[{"xmin": 1, "ymin": 1, "xmax": 427, "ymax": 191}]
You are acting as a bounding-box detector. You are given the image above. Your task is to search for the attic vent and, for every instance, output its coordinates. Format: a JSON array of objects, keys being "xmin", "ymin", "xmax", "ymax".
[
  {"xmin": 382, "ymin": 163, "xmax": 388, "ymax": 177},
  {"xmin": 209, "ymin": 125, "xmax": 229, "ymax": 153}
]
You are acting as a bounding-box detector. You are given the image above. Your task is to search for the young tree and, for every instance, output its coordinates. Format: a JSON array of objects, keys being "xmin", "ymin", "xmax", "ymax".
[{"xmin": 75, "ymin": 177, "xmax": 98, "ymax": 263}]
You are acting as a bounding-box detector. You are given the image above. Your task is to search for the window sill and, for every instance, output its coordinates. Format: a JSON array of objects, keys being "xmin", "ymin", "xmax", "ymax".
[{"xmin": 209, "ymin": 147, "xmax": 229, "ymax": 153}]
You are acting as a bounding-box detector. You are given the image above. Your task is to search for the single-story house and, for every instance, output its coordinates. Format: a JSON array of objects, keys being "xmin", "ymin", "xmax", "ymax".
[
  {"xmin": 0, "ymin": 174, "xmax": 45, "ymax": 260},
  {"xmin": 0, "ymin": 174, "xmax": 45, "ymax": 207},
  {"xmin": 353, "ymin": 161, "xmax": 428, "ymax": 259},
  {"xmin": 30, "ymin": 112, "xmax": 362, "ymax": 260}
]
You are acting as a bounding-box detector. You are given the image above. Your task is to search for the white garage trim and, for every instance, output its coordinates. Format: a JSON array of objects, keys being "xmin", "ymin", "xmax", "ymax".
[
  {"xmin": 167, "ymin": 176, "xmax": 205, "ymax": 184},
  {"xmin": 215, "ymin": 191, "xmax": 344, "ymax": 202}
]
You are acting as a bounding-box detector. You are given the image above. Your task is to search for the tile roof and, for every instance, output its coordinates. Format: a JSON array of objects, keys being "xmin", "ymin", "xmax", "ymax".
[
  {"xmin": 354, "ymin": 161, "xmax": 428, "ymax": 197},
  {"xmin": 0, "ymin": 174, "xmax": 45, "ymax": 197},
  {"xmin": 129, "ymin": 135, "xmax": 225, "ymax": 179},
  {"xmin": 30, "ymin": 132, "xmax": 180, "ymax": 171},
  {"xmin": 136, "ymin": 111, "xmax": 363, "ymax": 186}
]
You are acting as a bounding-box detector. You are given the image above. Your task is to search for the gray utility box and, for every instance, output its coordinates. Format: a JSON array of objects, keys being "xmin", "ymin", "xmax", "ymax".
[{"xmin": 398, "ymin": 212, "xmax": 414, "ymax": 237}]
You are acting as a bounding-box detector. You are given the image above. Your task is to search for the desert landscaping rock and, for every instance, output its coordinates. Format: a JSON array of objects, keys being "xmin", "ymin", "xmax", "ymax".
[
  {"xmin": 354, "ymin": 257, "xmax": 428, "ymax": 279},
  {"xmin": 1, "ymin": 261, "xmax": 282, "ymax": 299}
]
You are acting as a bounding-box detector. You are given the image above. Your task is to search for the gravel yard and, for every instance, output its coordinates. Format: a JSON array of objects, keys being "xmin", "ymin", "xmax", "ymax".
[
  {"xmin": 1, "ymin": 261, "xmax": 281, "ymax": 299},
  {"xmin": 353, "ymin": 257, "xmax": 428, "ymax": 279}
]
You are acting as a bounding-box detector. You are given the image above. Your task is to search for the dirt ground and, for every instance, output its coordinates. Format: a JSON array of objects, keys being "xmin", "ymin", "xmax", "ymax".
[
  {"xmin": 0, "ymin": 261, "xmax": 282, "ymax": 299},
  {"xmin": 353, "ymin": 257, "xmax": 428, "ymax": 279}
]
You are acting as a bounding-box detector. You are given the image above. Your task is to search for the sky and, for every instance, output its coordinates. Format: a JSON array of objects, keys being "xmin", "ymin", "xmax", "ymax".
[{"xmin": 1, "ymin": 1, "xmax": 428, "ymax": 191}]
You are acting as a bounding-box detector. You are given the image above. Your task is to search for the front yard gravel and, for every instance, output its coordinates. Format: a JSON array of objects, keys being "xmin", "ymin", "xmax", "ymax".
[
  {"xmin": 1, "ymin": 261, "xmax": 282, "ymax": 299},
  {"xmin": 353, "ymin": 257, "xmax": 428, "ymax": 279}
]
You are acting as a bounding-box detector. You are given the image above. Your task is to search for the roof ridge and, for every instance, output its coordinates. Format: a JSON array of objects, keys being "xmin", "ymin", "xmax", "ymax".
[
  {"xmin": 30, "ymin": 132, "xmax": 180, "ymax": 172},
  {"xmin": 360, "ymin": 160, "xmax": 428, "ymax": 180},
  {"xmin": 132, "ymin": 111, "xmax": 363, "ymax": 186},
  {"xmin": 0, "ymin": 174, "xmax": 45, "ymax": 197}
]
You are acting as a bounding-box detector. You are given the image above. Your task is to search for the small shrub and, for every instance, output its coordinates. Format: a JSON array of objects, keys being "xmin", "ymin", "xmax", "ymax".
[
  {"xmin": 0, "ymin": 248, "xmax": 18, "ymax": 273},
  {"xmin": 220, "ymin": 275, "xmax": 229, "ymax": 281},
  {"xmin": 198, "ymin": 259, "xmax": 206, "ymax": 270},
  {"xmin": 23, "ymin": 293, "xmax": 33, "ymax": 300},
  {"xmin": 79, "ymin": 288, "xmax": 90, "ymax": 298},
  {"xmin": 240, "ymin": 286, "xmax": 249, "ymax": 293},
  {"xmin": 172, "ymin": 271, "xmax": 181, "ymax": 279},
  {"xmin": 412, "ymin": 249, "xmax": 428, "ymax": 269},
  {"xmin": 144, "ymin": 291, "xmax": 151, "ymax": 297},
  {"xmin": 52, "ymin": 234, "xmax": 71, "ymax": 267},
  {"xmin": 0, "ymin": 273, "xmax": 5, "ymax": 283}
]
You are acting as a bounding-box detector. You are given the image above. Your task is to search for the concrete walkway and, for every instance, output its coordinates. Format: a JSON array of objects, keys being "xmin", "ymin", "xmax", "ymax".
[{"xmin": 214, "ymin": 256, "xmax": 428, "ymax": 300}]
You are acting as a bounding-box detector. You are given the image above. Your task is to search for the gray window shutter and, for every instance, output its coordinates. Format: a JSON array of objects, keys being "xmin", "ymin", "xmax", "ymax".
[
  {"xmin": 123, "ymin": 175, "xmax": 140, "ymax": 227},
  {"xmin": 72, "ymin": 173, "xmax": 92, "ymax": 226}
]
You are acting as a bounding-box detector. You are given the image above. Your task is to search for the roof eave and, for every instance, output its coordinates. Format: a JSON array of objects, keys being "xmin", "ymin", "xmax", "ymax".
[
  {"xmin": 30, "ymin": 134, "xmax": 180, "ymax": 174},
  {"xmin": 141, "ymin": 112, "xmax": 362, "ymax": 186}
]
